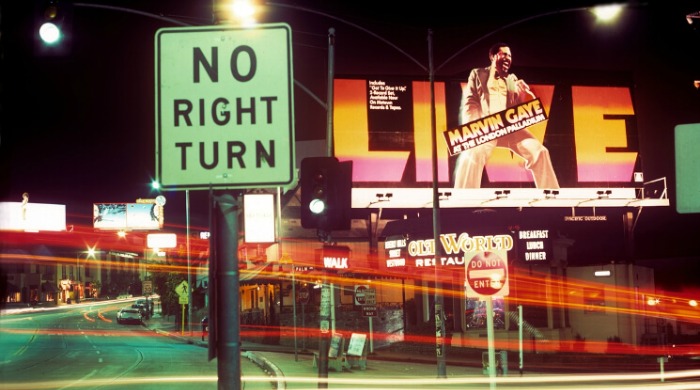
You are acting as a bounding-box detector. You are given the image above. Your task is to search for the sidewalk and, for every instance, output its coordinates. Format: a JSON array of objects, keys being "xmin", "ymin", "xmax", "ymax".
[
  {"xmin": 143, "ymin": 313, "xmax": 700, "ymax": 386},
  {"xmin": 143, "ymin": 313, "xmax": 513, "ymax": 387}
]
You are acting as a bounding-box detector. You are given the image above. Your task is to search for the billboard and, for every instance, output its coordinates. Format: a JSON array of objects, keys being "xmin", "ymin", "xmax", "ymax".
[
  {"xmin": 93, "ymin": 203, "xmax": 163, "ymax": 231},
  {"xmin": 0, "ymin": 202, "xmax": 66, "ymax": 232},
  {"xmin": 333, "ymin": 68, "xmax": 641, "ymax": 189}
]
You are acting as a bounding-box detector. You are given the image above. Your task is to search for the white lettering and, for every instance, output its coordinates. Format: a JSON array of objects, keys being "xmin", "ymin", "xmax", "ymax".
[
  {"xmin": 526, "ymin": 241, "xmax": 544, "ymax": 250},
  {"xmin": 323, "ymin": 257, "xmax": 348, "ymax": 268},
  {"xmin": 519, "ymin": 230, "xmax": 549, "ymax": 239},
  {"xmin": 525, "ymin": 252, "xmax": 547, "ymax": 261}
]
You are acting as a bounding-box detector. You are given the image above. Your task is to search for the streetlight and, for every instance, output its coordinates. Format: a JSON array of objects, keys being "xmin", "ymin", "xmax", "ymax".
[{"xmin": 76, "ymin": 246, "xmax": 97, "ymax": 303}]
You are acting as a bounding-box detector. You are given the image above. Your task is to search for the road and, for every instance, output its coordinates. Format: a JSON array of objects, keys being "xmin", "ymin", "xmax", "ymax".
[
  {"xmin": 3, "ymin": 301, "xmax": 700, "ymax": 389},
  {"xmin": 0, "ymin": 301, "xmax": 272, "ymax": 389}
]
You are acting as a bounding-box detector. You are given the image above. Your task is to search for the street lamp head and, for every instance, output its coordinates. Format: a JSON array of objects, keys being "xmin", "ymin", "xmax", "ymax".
[
  {"xmin": 591, "ymin": 4, "xmax": 624, "ymax": 24},
  {"xmin": 214, "ymin": 0, "xmax": 258, "ymax": 26}
]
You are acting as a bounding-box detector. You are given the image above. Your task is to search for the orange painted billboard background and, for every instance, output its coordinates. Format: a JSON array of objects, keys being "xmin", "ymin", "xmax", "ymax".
[{"xmin": 333, "ymin": 69, "xmax": 641, "ymax": 188}]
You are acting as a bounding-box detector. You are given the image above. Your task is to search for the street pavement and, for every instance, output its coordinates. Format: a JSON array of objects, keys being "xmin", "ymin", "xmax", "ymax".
[
  {"xmin": 7, "ymin": 301, "xmax": 696, "ymax": 388},
  {"xmin": 143, "ymin": 313, "xmax": 520, "ymax": 389}
]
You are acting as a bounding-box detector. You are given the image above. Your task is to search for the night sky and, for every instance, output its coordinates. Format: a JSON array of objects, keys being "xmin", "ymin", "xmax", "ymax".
[{"xmin": 1, "ymin": 1, "xmax": 700, "ymax": 278}]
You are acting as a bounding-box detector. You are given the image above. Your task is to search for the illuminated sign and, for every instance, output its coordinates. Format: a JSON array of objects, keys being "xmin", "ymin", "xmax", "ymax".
[
  {"xmin": 93, "ymin": 203, "xmax": 163, "ymax": 231},
  {"xmin": 384, "ymin": 231, "xmax": 514, "ymax": 271},
  {"xmin": 516, "ymin": 229, "xmax": 551, "ymax": 262},
  {"xmin": 320, "ymin": 245, "xmax": 351, "ymax": 269},
  {"xmin": 0, "ymin": 202, "xmax": 66, "ymax": 232},
  {"xmin": 243, "ymin": 193, "xmax": 275, "ymax": 243},
  {"xmin": 407, "ymin": 233, "xmax": 513, "ymax": 268},
  {"xmin": 147, "ymin": 233, "xmax": 177, "ymax": 249},
  {"xmin": 384, "ymin": 235, "xmax": 407, "ymax": 268},
  {"xmin": 334, "ymin": 71, "xmax": 640, "ymax": 188}
]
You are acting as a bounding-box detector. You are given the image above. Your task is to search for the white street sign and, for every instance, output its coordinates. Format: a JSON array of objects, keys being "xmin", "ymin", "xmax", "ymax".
[{"xmin": 155, "ymin": 24, "xmax": 295, "ymax": 190}]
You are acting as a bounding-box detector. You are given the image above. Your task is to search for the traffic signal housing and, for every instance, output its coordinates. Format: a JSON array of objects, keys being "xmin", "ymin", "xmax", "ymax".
[
  {"xmin": 300, "ymin": 157, "xmax": 353, "ymax": 231},
  {"xmin": 34, "ymin": 0, "xmax": 73, "ymax": 56}
]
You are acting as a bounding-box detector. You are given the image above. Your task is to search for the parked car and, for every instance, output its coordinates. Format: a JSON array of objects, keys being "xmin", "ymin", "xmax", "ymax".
[{"xmin": 117, "ymin": 307, "xmax": 143, "ymax": 325}]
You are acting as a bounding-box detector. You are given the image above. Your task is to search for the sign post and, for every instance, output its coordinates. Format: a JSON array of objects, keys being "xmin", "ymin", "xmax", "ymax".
[
  {"xmin": 465, "ymin": 250, "xmax": 510, "ymax": 387},
  {"xmin": 156, "ymin": 23, "xmax": 295, "ymax": 390},
  {"xmin": 299, "ymin": 286, "xmax": 309, "ymax": 350},
  {"xmin": 363, "ymin": 288, "xmax": 376, "ymax": 353}
]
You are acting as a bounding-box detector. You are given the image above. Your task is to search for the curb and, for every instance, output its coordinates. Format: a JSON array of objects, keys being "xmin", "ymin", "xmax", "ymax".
[
  {"xmin": 150, "ymin": 325, "xmax": 286, "ymax": 388},
  {"xmin": 244, "ymin": 351, "xmax": 286, "ymax": 389}
]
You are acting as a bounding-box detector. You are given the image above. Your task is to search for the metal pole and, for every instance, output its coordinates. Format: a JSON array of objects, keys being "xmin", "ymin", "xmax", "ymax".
[
  {"xmin": 330, "ymin": 283, "xmax": 336, "ymax": 334},
  {"xmin": 369, "ymin": 316, "xmax": 374, "ymax": 353},
  {"xmin": 318, "ymin": 282, "xmax": 331, "ymax": 388},
  {"xmin": 428, "ymin": 28, "xmax": 447, "ymax": 378},
  {"xmin": 187, "ymin": 189, "xmax": 193, "ymax": 335},
  {"xmin": 214, "ymin": 192, "xmax": 242, "ymax": 390},
  {"xmin": 519, "ymin": 304, "xmax": 524, "ymax": 375},
  {"xmin": 76, "ymin": 254, "xmax": 80, "ymax": 303},
  {"xmin": 326, "ymin": 27, "xmax": 335, "ymax": 157},
  {"xmin": 486, "ymin": 296, "xmax": 496, "ymax": 390},
  {"xmin": 292, "ymin": 262, "xmax": 298, "ymax": 360},
  {"xmin": 278, "ymin": 186, "xmax": 299, "ymax": 361},
  {"xmin": 324, "ymin": 29, "xmax": 337, "ymax": 381}
]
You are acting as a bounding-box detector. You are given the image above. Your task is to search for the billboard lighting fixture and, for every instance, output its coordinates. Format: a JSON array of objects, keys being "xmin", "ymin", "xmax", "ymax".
[
  {"xmin": 543, "ymin": 189, "xmax": 559, "ymax": 199},
  {"xmin": 594, "ymin": 270, "xmax": 611, "ymax": 277},
  {"xmin": 375, "ymin": 193, "xmax": 393, "ymax": 202},
  {"xmin": 596, "ymin": 190, "xmax": 612, "ymax": 199},
  {"xmin": 495, "ymin": 190, "xmax": 511, "ymax": 199}
]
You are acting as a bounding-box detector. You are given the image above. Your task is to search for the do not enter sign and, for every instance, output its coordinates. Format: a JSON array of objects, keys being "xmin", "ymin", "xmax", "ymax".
[{"xmin": 465, "ymin": 251, "xmax": 509, "ymax": 298}]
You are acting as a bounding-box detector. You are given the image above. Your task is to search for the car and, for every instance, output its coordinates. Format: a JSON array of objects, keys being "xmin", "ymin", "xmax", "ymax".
[{"xmin": 117, "ymin": 307, "xmax": 143, "ymax": 325}]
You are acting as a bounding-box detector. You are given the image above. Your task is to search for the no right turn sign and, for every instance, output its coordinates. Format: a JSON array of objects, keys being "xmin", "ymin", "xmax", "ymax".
[{"xmin": 155, "ymin": 23, "xmax": 295, "ymax": 190}]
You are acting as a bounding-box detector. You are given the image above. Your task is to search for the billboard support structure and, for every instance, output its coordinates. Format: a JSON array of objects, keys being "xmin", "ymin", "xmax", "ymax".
[{"xmin": 428, "ymin": 29, "xmax": 447, "ymax": 378}]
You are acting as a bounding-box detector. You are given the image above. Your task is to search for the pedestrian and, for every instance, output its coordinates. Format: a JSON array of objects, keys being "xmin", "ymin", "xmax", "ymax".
[
  {"xmin": 453, "ymin": 42, "xmax": 559, "ymax": 189},
  {"xmin": 201, "ymin": 316, "xmax": 208, "ymax": 341}
]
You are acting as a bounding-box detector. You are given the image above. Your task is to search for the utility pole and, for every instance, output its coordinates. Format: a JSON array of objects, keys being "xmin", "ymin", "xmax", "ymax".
[{"xmin": 428, "ymin": 29, "xmax": 447, "ymax": 378}]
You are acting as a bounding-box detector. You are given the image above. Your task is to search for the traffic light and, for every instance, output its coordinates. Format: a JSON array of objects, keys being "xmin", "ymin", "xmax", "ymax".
[
  {"xmin": 300, "ymin": 157, "xmax": 353, "ymax": 231},
  {"xmin": 34, "ymin": 0, "xmax": 73, "ymax": 56}
]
